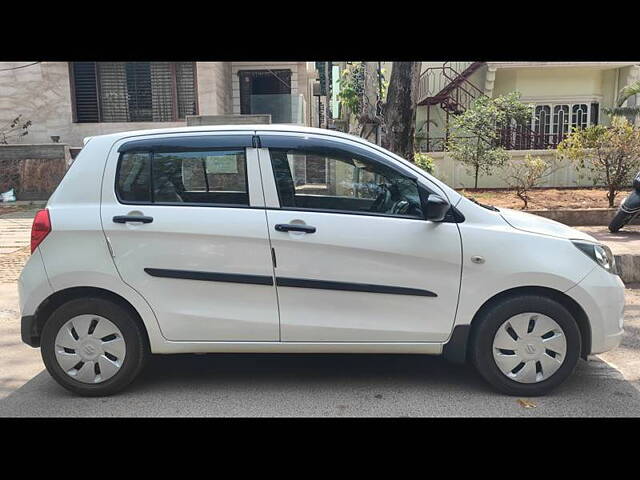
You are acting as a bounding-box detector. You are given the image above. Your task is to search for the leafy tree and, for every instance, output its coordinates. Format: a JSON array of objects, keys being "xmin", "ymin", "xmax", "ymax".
[
  {"xmin": 603, "ymin": 80, "xmax": 640, "ymax": 123},
  {"xmin": 557, "ymin": 116, "xmax": 640, "ymax": 207},
  {"xmin": 503, "ymin": 154, "xmax": 558, "ymax": 209},
  {"xmin": 447, "ymin": 92, "xmax": 533, "ymax": 188}
]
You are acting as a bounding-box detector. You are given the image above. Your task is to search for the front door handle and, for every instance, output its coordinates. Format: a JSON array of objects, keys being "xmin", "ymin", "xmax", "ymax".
[
  {"xmin": 275, "ymin": 223, "xmax": 316, "ymax": 234},
  {"xmin": 113, "ymin": 215, "xmax": 154, "ymax": 224}
]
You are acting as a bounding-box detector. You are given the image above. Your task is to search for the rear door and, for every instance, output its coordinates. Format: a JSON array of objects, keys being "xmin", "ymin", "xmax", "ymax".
[
  {"xmin": 100, "ymin": 132, "xmax": 280, "ymax": 342},
  {"xmin": 257, "ymin": 132, "xmax": 463, "ymax": 343}
]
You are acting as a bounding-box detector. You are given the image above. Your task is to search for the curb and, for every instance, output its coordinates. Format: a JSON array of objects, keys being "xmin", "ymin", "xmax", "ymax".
[
  {"xmin": 529, "ymin": 208, "xmax": 640, "ymax": 227},
  {"xmin": 615, "ymin": 254, "xmax": 640, "ymax": 284}
]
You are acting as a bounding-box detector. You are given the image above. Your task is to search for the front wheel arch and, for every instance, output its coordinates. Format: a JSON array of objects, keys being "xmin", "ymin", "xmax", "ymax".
[
  {"xmin": 444, "ymin": 286, "xmax": 591, "ymax": 364},
  {"xmin": 31, "ymin": 287, "xmax": 150, "ymax": 351}
]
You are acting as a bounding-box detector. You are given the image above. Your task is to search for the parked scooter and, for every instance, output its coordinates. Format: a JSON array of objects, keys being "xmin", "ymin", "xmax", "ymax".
[{"xmin": 609, "ymin": 171, "xmax": 640, "ymax": 232}]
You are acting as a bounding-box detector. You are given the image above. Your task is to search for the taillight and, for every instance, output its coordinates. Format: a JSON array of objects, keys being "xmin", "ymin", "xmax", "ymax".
[{"xmin": 31, "ymin": 209, "xmax": 51, "ymax": 253}]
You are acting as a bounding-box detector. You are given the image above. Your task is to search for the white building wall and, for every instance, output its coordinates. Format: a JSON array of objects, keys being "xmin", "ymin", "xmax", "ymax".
[{"xmin": 0, "ymin": 61, "xmax": 229, "ymax": 146}]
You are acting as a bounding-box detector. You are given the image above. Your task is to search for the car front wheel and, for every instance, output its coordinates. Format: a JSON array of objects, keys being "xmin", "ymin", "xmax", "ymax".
[
  {"xmin": 470, "ymin": 294, "xmax": 581, "ymax": 396},
  {"xmin": 40, "ymin": 297, "xmax": 148, "ymax": 396}
]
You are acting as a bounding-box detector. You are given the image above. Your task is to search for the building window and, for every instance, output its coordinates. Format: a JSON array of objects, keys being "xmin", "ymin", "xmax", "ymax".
[
  {"xmin": 553, "ymin": 105, "xmax": 570, "ymax": 142},
  {"xmin": 572, "ymin": 104, "xmax": 589, "ymax": 130},
  {"xmin": 70, "ymin": 62, "xmax": 198, "ymax": 123},
  {"xmin": 531, "ymin": 102, "xmax": 599, "ymax": 146},
  {"xmin": 534, "ymin": 105, "xmax": 551, "ymax": 139}
]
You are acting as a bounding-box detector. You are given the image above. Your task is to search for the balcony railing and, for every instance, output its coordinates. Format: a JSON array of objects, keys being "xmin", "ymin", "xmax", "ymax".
[
  {"xmin": 249, "ymin": 93, "xmax": 306, "ymax": 124},
  {"xmin": 497, "ymin": 125, "xmax": 566, "ymax": 150},
  {"xmin": 419, "ymin": 126, "xmax": 566, "ymax": 153}
]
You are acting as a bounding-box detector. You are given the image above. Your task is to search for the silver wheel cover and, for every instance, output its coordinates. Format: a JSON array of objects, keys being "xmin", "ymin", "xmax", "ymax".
[
  {"xmin": 492, "ymin": 312, "xmax": 567, "ymax": 384},
  {"xmin": 54, "ymin": 315, "xmax": 127, "ymax": 384}
]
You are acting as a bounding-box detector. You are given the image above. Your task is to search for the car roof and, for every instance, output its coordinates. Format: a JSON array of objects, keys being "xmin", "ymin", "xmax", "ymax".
[{"xmin": 85, "ymin": 124, "xmax": 374, "ymax": 146}]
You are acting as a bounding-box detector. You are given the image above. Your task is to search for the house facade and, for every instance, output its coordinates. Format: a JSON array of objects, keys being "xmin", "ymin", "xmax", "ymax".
[
  {"xmin": 0, "ymin": 61, "xmax": 321, "ymax": 147},
  {"xmin": 416, "ymin": 61, "xmax": 640, "ymax": 188}
]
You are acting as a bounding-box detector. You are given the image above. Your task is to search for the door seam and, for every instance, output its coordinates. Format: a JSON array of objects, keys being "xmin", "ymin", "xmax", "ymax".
[{"xmin": 255, "ymin": 140, "xmax": 282, "ymax": 342}]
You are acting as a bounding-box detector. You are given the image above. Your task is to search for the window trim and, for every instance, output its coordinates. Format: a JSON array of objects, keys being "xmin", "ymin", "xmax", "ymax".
[{"xmin": 114, "ymin": 144, "xmax": 252, "ymax": 209}]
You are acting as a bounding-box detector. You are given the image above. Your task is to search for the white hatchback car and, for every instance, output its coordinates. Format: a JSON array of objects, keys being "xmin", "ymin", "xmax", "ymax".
[{"xmin": 19, "ymin": 125, "xmax": 625, "ymax": 397}]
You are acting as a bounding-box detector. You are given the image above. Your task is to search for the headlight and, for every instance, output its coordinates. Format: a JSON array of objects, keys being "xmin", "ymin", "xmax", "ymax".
[{"xmin": 572, "ymin": 240, "xmax": 617, "ymax": 274}]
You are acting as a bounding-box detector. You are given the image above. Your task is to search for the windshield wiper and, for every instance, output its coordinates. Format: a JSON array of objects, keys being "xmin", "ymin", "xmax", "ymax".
[{"xmin": 468, "ymin": 197, "xmax": 499, "ymax": 212}]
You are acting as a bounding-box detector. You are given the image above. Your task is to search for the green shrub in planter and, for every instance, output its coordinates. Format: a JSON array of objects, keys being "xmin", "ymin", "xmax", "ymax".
[{"xmin": 414, "ymin": 152, "xmax": 435, "ymax": 174}]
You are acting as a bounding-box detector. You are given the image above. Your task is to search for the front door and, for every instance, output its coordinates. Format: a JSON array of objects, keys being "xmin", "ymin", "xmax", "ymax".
[
  {"xmin": 257, "ymin": 132, "xmax": 463, "ymax": 343},
  {"xmin": 100, "ymin": 133, "xmax": 280, "ymax": 342}
]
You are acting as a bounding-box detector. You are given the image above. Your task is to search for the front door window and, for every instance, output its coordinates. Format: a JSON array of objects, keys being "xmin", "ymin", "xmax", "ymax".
[{"xmin": 268, "ymin": 147, "xmax": 423, "ymax": 219}]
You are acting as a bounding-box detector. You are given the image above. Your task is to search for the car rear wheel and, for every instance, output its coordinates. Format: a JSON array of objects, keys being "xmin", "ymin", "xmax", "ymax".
[
  {"xmin": 40, "ymin": 297, "xmax": 148, "ymax": 396},
  {"xmin": 470, "ymin": 294, "xmax": 581, "ymax": 396}
]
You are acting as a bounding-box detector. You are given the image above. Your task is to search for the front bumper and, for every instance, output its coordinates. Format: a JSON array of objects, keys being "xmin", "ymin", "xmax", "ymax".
[{"xmin": 565, "ymin": 265, "xmax": 625, "ymax": 355}]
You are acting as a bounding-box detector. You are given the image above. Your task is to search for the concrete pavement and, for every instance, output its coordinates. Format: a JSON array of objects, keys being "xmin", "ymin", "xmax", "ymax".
[{"xmin": 0, "ymin": 283, "xmax": 44, "ymax": 400}]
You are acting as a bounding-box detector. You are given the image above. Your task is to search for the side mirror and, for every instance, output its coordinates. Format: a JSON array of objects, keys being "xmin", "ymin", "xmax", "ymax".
[{"xmin": 420, "ymin": 189, "xmax": 450, "ymax": 222}]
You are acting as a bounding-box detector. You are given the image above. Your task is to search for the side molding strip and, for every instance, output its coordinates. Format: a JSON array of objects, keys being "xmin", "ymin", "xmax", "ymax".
[
  {"xmin": 276, "ymin": 277, "xmax": 437, "ymax": 297},
  {"xmin": 144, "ymin": 268, "xmax": 274, "ymax": 286},
  {"xmin": 144, "ymin": 268, "xmax": 437, "ymax": 297}
]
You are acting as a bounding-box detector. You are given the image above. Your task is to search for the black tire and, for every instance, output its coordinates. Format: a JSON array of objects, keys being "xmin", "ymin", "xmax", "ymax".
[
  {"xmin": 609, "ymin": 210, "xmax": 632, "ymax": 233},
  {"xmin": 469, "ymin": 294, "xmax": 581, "ymax": 396},
  {"xmin": 40, "ymin": 297, "xmax": 148, "ymax": 397}
]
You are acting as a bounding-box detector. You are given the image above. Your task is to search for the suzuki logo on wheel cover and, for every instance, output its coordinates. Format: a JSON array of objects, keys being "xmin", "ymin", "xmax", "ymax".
[
  {"xmin": 83, "ymin": 344, "xmax": 96, "ymax": 355},
  {"xmin": 525, "ymin": 344, "xmax": 536, "ymax": 354}
]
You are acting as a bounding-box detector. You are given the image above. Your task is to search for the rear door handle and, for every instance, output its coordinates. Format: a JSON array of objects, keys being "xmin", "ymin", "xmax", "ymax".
[
  {"xmin": 113, "ymin": 215, "xmax": 154, "ymax": 224},
  {"xmin": 275, "ymin": 223, "xmax": 316, "ymax": 234}
]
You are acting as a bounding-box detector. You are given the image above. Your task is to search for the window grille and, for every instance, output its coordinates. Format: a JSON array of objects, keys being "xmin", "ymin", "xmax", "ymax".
[{"xmin": 71, "ymin": 62, "xmax": 197, "ymax": 123}]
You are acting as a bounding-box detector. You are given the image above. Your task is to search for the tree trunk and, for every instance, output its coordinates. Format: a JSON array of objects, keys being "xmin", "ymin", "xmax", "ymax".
[
  {"xmin": 382, "ymin": 62, "xmax": 421, "ymax": 162},
  {"xmin": 608, "ymin": 187, "xmax": 616, "ymax": 208},
  {"xmin": 474, "ymin": 165, "xmax": 479, "ymax": 189}
]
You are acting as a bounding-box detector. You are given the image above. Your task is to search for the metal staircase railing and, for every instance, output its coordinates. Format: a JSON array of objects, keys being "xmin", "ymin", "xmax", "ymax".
[
  {"xmin": 418, "ymin": 62, "xmax": 557, "ymax": 152},
  {"xmin": 417, "ymin": 61, "xmax": 484, "ymax": 112}
]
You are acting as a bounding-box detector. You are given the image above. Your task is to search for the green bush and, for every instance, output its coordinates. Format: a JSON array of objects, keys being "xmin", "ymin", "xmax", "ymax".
[{"xmin": 414, "ymin": 152, "xmax": 435, "ymax": 174}]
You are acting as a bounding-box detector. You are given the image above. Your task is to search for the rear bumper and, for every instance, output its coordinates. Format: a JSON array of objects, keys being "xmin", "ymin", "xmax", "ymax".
[
  {"xmin": 18, "ymin": 248, "xmax": 53, "ymax": 348},
  {"xmin": 565, "ymin": 266, "xmax": 625, "ymax": 355}
]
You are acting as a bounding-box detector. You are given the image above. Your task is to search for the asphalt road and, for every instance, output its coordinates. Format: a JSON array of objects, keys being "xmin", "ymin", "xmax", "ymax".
[
  {"xmin": 1, "ymin": 349, "xmax": 639, "ymax": 417},
  {"xmin": 2, "ymin": 281, "xmax": 640, "ymax": 417}
]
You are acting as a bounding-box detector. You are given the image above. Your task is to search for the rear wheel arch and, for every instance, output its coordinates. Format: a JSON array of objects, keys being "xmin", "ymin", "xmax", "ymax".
[
  {"xmin": 31, "ymin": 287, "xmax": 150, "ymax": 350},
  {"xmin": 444, "ymin": 286, "xmax": 591, "ymax": 364}
]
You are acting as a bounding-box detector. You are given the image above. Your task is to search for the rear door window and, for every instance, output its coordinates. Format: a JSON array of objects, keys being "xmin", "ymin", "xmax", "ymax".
[{"xmin": 116, "ymin": 146, "xmax": 249, "ymax": 206}]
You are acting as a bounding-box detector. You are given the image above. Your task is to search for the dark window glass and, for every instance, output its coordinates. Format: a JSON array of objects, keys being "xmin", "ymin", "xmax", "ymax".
[
  {"xmin": 269, "ymin": 148, "xmax": 422, "ymax": 219},
  {"xmin": 152, "ymin": 149, "xmax": 248, "ymax": 205},
  {"xmin": 117, "ymin": 153, "xmax": 151, "ymax": 202},
  {"xmin": 590, "ymin": 102, "xmax": 600, "ymax": 125},
  {"xmin": 116, "ymin": 149, "xmax": 248, "ymax": 206},
  {"xmin": 71, "ymin": 62, "xmax": 100, "ymax": 122},
  {"xmin": 71, "ymin": 62, "xmax": 197, "ymax": 123}
]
